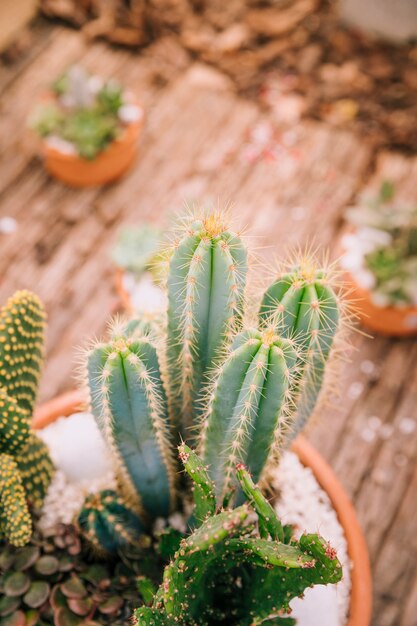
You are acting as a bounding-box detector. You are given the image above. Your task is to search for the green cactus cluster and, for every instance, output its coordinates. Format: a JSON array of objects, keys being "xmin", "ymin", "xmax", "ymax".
[
  {"xmin": 84, "ymin": 210, "xmax": 342, "ymax": 536},
  {"xmin": 0, "ymin": 291, "xmax": 54, "ymax": 547},
  {"xmin": 135, "ymin": 445, "xmax": 342, "ymax": 626}
]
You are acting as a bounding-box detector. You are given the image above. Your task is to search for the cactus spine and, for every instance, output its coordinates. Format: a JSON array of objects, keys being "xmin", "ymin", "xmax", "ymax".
[
  {"xmin": 259, "ymin": 260, "xmax": 340, "ymax": 443},
  {"xmin": 87, "ymin": 327, "xmax": 175, "ymax": 520},
  {"xmin": 77, "ymin": 489, "xmax": 144, "ymax": 555},
  {"xmin": 0, "ymin": 291, "xmax": 54, "ymax": 545},
  {"xmin": 166, "ymin": 212, "xmax": 247, "ymax": 436},
  {"xmin": 200, "ymin": 328, "xmax": 299, "ymax": 501}
]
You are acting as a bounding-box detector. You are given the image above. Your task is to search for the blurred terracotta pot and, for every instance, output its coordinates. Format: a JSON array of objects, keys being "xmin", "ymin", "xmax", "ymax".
[
  {"xmin": 41, "ymin": 118, "xmax": 142, "ymax": 187},
  {"xmin": 33, "ymin": 391, "xmax": 372, "ymax": 626},
  {"xmin": 345, "ymin": 272, "xmax": 417, "ymax": 338}
]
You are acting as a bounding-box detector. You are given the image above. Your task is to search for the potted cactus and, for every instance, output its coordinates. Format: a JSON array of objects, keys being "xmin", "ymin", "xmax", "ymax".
[
  {"xmin": 1, "ymin": 211, "xmax": 371, "ymax": 625},
  {"xmin": 112, "ymin": 223, "xmax": 166, "ymax": 315},
  {"xmin": 341, "ymin": 180, "xmax": 417, "ymax": 336},
  {"xmin": 29, "ymin": 66, "xmax": 143, "ymax": 187}
]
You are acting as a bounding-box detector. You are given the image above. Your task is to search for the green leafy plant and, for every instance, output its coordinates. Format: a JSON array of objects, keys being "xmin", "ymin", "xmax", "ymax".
[
  {"xmin": 343, "ymin": 180, "xmax": 417, "ymax": 307},
  {"xmin": 30, "ymin": 67, "xmax": 129, "ymax": 160},
  {"xmin": 0, "ymin": 291, "xmax": 54, "ymax": 546}
]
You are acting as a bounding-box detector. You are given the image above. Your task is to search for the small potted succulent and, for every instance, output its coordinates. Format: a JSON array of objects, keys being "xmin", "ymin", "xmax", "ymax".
[
  {"xmin": 341, "ymin": 181, "xmax": 417, "ymax": 336},
  {"xmin": 0, "ymin": 211, "xmax": 371, "ymax": 626},
  {"xmin": 29, "ymin": 66, "xmax": 144, "ymax": 187},
  {"xmin": 112, "ymin": 223, "xmax": 166, "ymax": 315}
]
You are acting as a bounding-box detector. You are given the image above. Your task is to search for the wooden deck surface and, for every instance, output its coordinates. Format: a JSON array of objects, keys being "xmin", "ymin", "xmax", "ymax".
[{"xmin": 1, "ymin": 23, "xmax": 416, "ymax": 626}]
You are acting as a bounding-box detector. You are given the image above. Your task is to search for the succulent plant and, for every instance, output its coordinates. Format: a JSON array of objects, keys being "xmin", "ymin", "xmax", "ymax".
[
  {"xmin": 342, "ymin": 180, "xmax": 417, "ymax": 307},
  {"xmin": 0, "ymin": 523, "xmax": 148, "ymax": 626},
  {"xmin": 83, "ymin": 209, "xmax": 343, "ymax": 551},
  {"xmin": 199, "ymin": 327, "xmax": 300, "ymax": 503},
  {"xmin": 135, "ymin": 445, "xmax": 342, "ymax": 626},
  {"xmin": 30, "ymin": 67, "xmax": 129, "ymax": 160},
  {"xmin": 0, "ymin": 291, "xmax": 54, "ymax": 546},
  {"xmin": 77, "ymin": 489, "xmax": 144, "ymax": 556},
  {"xmin": 86, "ymin": 326, "xmax": 175, "ymax": 521},
  {"xmin": 111, "ymin": 224, "xmax": 163, "ymax": 279},
  {"xmin": 166, "ymin": 211, "xmax": 248, "ymax": 436},
  {"xmin": 258, "ymin": 259, "xmax": 340, "ymax": 444}
]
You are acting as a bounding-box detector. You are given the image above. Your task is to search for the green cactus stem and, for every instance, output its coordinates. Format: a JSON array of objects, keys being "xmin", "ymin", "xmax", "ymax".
[
  {"xmin": 86, "ymin": 330, "xmax": 175, "ymax": 520},
  {"xmin": 259, "ymin": 260, "xmax": 340, "ymax": 443},
  {"xmin": 77, "ymin": 489, "xmax": 145, "ymax": 555},
  {"xmin": 14, "ymin": 434, "xmax": 55, "ymax": 510},
  {"xmin": 166, "ymin": 212, "xmax": 248, "ymax": 437},
  {"xmin": 0, "ymin": 388, "xmax": 30, "ymax": 455},
  {"xmin": 178, "ymin": 444, "xmax": 216, "ymax": 526},
  {"xmin": 200, "ymin": 328, "xmax": 299, "ymax": 502},
  {"xmin": 236, "ymin": 463, "xmax": 284, "ymax": 542},
  {"xmin": 136, "ymin": 450, "xmax": 342, "ymax": 626},
  {"xmin": 0, "ymin": 291, "xmax": 54, "ymax": 536},
  {"xmin": 0, "ymin": 453, "xmax": 32, "ymax": 547},
  {"xmin": 0, "ymin": 290, "xmax": 46, "ymax": 415}
]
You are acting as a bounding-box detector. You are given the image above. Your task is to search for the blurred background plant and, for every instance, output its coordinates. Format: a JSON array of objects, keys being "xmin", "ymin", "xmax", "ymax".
[
  {"xmin": 29, "ymin": 66, "xmax": 140, "ymax": 160},
  {"xmin": 341, "ymin": 181, "xmax": 417, "ymax": 307}
]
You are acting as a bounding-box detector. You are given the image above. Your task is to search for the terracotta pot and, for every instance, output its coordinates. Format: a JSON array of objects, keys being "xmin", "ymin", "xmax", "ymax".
[
  {"xmin": 114, "ymin": 267, "xmax": 135, "ymax": 315},
  {"xmin": 41, "ymin": 118, "xmax": 142, "ymax": 187},
  {"xmin": 345, "ymin": 272, "xmax": 417, "ymax": 337},
  {"xmin": 33, "ymin": 392, "xmax": 372, "ymax": 626}
]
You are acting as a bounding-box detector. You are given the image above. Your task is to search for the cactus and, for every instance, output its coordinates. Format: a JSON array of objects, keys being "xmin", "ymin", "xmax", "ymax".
[
  {"xmin": 86, "ymin": 212, "xmax": 343, "ymax": 526},
  {"xmin": 86, "ymin": 327, "xmax": 175, "ymax": 520},
  {"xmin": 199, "ymin": 328, "xmax": 299, "ymax": 502},
  {"xmin": 0, "ymin": 290, "xmax": 45, "ymax": 415},
  {"xmin": 259, "ymin": 259, "xmax": 340, "ymax": 443},
  {"xmin": 166, "ymin": 211, "xmax": 248, "ymax": 436},
  {"xmin": 135, "ymin": 447, "xmax": 342, "ymax": 626},
  {"xmin": 0, "ymin": 454, "xmax": 32, "ymax": 547},
  {"xmin": 77, "ymin": 489, "xmax": 145, "ymax": 555},
  {"xmin": 0, "ymin": 291, "xmax": 54, "ymax": 546}
]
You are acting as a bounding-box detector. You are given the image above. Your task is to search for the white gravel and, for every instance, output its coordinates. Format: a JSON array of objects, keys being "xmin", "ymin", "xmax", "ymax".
[
  {"xmin": 271, "ymin": 452, "xmax": 351, "ymax": 626},
  {"xmin": 39, "ymin": 413, "xmax": 351, "ymax": 626},
  {"xmin": 122, "ymin": 271, "xmax": 167, "ymax": 313}
]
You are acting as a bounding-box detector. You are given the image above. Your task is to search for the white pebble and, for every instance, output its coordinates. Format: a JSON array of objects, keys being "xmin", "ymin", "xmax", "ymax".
[
  {"xmin": 361, "ymin": 427, "xmax": 376, "ymax": 442},
  {"xmin": 118, "ymin": 104, "xmax": 144, "ymax": 125},
  {"xmin": 347, "ymin": 381, "xmax": 363, "ymax": 400},
  {"xmin": 360, "ymin": 360, "xmax": 376, "ymax": 376},
  {"xmin": 399, "ymin": 417, "xmax": 416, "ymax": 435},
  {"xmin": 0, "ymin": 217, "xmax": 17, "ymax": 234},
  {"xmin": 45, "ymin": 135, "xmax": 77, "ymax": 156}
]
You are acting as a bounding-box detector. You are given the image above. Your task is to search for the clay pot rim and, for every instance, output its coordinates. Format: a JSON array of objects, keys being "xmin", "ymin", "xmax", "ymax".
[{"xmin": 33, "ymin": 391, "xmax": 372, "ymax": 626}]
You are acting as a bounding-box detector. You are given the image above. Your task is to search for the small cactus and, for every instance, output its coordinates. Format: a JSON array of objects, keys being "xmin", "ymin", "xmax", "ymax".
[
  {"xmin": 199, "ymin": 328, "xmax": 299, "ymax": 502},
  {"xmin": 86, "ymin": 326, "xmax": 175, "ymax": 520},
  {"xmin": 135, "ymin": 447, "xmax": 342, "ymax": 626},
  {"xmin": 0, "ymin": 291, "xmax": 54, "ymax": 546},
  {"xmin": 166, "ymin": 211, "xmax": 248, "ymax": 436},
  {"xmin": 77, "ymin": 489, "xmax": 145, "ymax": 555},
  {"xmin": 0, "ymin": 454, "xmax": 32, "ymax": 547},
  {"xmin": 259, "ymin": 259, "xmax": 340, "ymax": 443}
]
